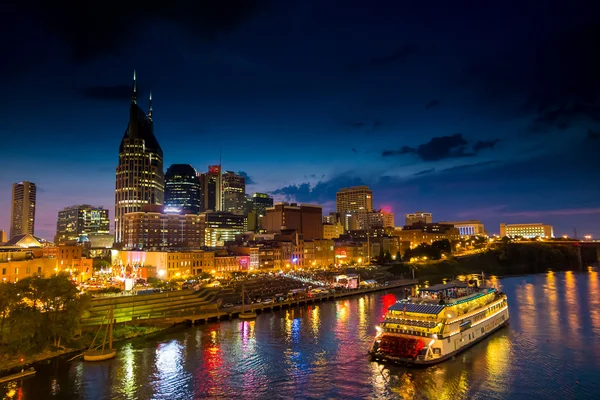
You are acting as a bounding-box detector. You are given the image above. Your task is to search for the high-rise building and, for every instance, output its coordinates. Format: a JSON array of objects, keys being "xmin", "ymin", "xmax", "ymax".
[
  {"xmin": 222, "ymin": 171, "xmax": 246, "ymax": 215},
  {"xmin": 0, "ymin": 230, "xmax": 7, "ymax": 244},
  {"xmin": 263, "ymin": 202, "xmax": 323, "ymax": 240},
  {"xmin": 115, "ymin": 71, "xmax": 164, "ymax": 243},
  {"xmin": 203, "ymin": 211, "xmax": 246, "ymax": 247},
  {"xmin": 121, "ymin": 205, "xmax": 204, "ymax": 250},
  {"xmin": 200, "ymin": 165, "xmax": 222, "ymax": 212},
  {"xmin": 336, "ymin": 186, "xmax": 374, "ymax": 214},
  {"xmin": 55, "ymin": 205, "xmax": 110, "ymax": 244},
  {"xmin": 164, "ymin": 164, "xmax": 202, "ymax": 214},
  {"xmin": 405, "ymin": 212, "xmax": 432, "ymax": 226},
  {"xmin": 252, "ymin": 193, "xmax": 273, "ymax": 231},
  {"xmin": 10, "ymin": 181, "xmax": 36, "ymax": 239},
  {"xmin": 323, "ymin": 212, "xmax": 340, "ymax": 225}
]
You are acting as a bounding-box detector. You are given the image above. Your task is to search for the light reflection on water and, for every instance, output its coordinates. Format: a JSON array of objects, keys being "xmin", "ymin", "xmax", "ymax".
[{"xmin": 4, "ymin": 271, "xmax": 600, "ymax": 399}]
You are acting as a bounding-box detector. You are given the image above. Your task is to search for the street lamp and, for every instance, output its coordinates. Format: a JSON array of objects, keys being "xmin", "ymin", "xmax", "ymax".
[{"xmin": 585, "ymin": 235, "xmax": 592, "ymax": 241}]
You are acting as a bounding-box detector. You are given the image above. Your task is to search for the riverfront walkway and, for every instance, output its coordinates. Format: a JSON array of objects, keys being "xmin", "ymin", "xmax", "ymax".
[{"xmin": 171, "ymin": 279, "xmax": 417, "ymax": 326}]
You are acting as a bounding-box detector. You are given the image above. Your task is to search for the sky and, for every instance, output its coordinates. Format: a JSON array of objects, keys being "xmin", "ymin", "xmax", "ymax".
[{"xmin": 1, "ymin": 0, "xmax": 600, "ymax": 240}]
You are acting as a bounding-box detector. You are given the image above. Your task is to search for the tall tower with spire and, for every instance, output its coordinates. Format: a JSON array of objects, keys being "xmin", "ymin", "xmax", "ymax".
[{"xmin": 114, "ymin": 71, "xmax": 164, "ymax": 244}]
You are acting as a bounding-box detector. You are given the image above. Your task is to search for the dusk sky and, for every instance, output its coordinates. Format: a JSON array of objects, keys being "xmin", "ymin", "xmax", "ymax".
[{"xmin": 1, "ymin": 0, "xmax": 600, "ymax": 240}]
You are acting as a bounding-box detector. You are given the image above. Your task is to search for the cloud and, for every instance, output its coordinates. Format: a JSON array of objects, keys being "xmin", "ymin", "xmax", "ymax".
[
  {"xmin": 31, "ymin": 1, "xmax": 265, "ymax": 62},
  {"xmin": 588, "ymin": 129, "xmax": 600, "ymax": 140},
  {"xmin": 80, "ymin": 85, "xmax": 132, "ymax": 101},
  {"xmin": 370, "ymin": 45, "xmax": 416, "ymax": 67},
  {"xmin": 472, "ymin": 139, "xmax": 500, "ymax": 152},
  {"xmin": 237, "ymin": 170, "xmax": 256, "ymax": 185},
  {"xmin": 413, "ymin": 168, "xmax": 435, "ymax": 176},
  {"xmin": 425, "ymin": 100, "xmax": 440, "ymax": 109},
  {"xmin": 351, "ymin": 148, "xmax": 357, "ymax": 153},
  {"xmin": 271, "ymin": 173, "xmax": 364, "ymax": 204},
  {"xmin": 441, "ymin": 160, "xmax": 499, "ymax": 172},
  {"xmin": 348, "ymin": 120, "xmax": 382, "ymax": 132},
  {"xmin": 382, "ymin": 133, "xmax": 473, "ymax": 161}
]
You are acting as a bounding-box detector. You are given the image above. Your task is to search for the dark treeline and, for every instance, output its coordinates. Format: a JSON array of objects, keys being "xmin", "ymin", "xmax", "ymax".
[
  {"xmin": 0, "ymin": 273, "xmax": 90, "ymax": 356},
  {"xmin": 390, "ymin": 243, "xmax": 581, "ymax": 281}
]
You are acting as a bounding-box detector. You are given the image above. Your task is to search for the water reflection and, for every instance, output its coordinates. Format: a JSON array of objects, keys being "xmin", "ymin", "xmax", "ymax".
[{"xmin": 9, "ymin": 272, "xmax": 600, "ymax": 399}]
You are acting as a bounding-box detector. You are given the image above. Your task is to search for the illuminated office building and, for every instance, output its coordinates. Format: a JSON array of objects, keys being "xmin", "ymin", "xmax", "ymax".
[
  {"xmin": 165, "ymin": 164, "xmax": 201, "ymax": 214},
  {"xmin": 115, "ymin": 71, "xmax": 164, "ymax": 243},
  {"xmin": 500, "ymin": 223, "xmax": 553, "ymax": 239},
  {"xmin": 222, "ymin": 171, "xmax": 246, "ymax": 215},
  {"xmin": 55, "ymin": 205, "xmax": 110, "ymax": 244},
  {"xmin": 10, "ymin": 181, "xmax": 36, "ymax": 239}
]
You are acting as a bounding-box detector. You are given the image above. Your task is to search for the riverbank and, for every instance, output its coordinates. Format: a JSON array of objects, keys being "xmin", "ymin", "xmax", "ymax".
[
  {"xmin": 387, "ymin": 243, "xmax": 581, "ymax": 283},
  {"xmin": 0, "ymin": 323, "xmax": 174, "ymax": 375}
]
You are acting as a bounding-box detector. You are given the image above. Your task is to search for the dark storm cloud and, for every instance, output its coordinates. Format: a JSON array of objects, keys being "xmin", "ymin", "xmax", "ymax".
[
  {"xmin": 382, "ymin": 133, "xmax": 473, "ymax": 161},
  {"xmin": 472, "ymin": 139, "xmax": 500, "ymax": 152},
  {"xmin": 413, "ymin": 168, "xmax": 435, "ymax": 176},
  {"xmin": 271, "ymin": 174, "xmax": 364, "ymax": 203},
  {"xmin": 28, "ymin": 0, "xmax": 266, "ymax": 62},
  {"xmin": 425, "ymin": 100, "xmax": 440, "ymax": 109},
  {"xmin": 80, "ymin": 85, "xmax": 132, "ymax": 101},
  {"xmin": 238, "ymin": 171, "xmax": 256, "ymax": 185}
]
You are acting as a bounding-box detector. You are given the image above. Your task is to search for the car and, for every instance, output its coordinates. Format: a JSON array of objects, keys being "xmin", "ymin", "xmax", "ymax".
[
  {"xmin": 222, "ymin": 303, "xmax": 234, "ymax": 308},
  {"xmin": 262, "ymin": 299, "xmax": 273, "ymax": 304}
]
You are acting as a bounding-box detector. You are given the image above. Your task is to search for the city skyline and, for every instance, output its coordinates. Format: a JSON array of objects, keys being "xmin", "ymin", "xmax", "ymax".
[{"xmin": 2, "ymin": 1, "xmax": 600, "ymax": 239}]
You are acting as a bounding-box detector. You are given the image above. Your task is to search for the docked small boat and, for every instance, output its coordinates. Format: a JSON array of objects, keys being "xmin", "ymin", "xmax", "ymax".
[
  {"xmin": 84, "ymin": 306, "xmax": 116, "ymax": 362},
  {"xmin": 0, "ymin": 368, "xmax": 36, "ymax": 384},
  {"xmin": 238, "ymin": 285, "xmax": 257, "ymax": 320},
  {"xmin": 370, "ymin": 276, "xmax": 509, "ymax": 366}
]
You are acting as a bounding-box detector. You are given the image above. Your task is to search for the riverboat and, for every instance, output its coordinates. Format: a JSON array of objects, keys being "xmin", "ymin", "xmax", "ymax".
[{"xmin": 369, "ymin": 278, "xmax": 509, "ymax": 366}]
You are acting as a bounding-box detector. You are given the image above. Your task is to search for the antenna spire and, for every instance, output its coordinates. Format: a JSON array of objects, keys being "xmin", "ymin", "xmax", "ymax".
[
  {"xmin": 132, "ymin": 69, "xmax": 137, "ymax": 104},
  {"xmin": 148, "ymin": 91, "xmax": 153, "ymax": 120}
]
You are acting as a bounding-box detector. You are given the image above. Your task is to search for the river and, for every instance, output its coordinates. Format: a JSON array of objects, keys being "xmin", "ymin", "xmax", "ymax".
[{"xmin": 3, "ymin": 270, "xmax": 600, "ymax": 399}]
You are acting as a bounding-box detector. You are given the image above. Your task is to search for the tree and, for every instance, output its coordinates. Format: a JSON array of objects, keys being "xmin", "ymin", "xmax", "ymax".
[
  {"xmin": 0, "ymin": 282, "xmax": 18, "ymax": 345},
  {"xmin": 395, "ymin": 251, "xmax": 401, "ymax": 262},
  {"xmin": 93, "ymin": 259, "xmax": 111, "ymax": 270},
  {"xmin": 432, "ymin": 239, "xmax": 451, "ymax": 253}
]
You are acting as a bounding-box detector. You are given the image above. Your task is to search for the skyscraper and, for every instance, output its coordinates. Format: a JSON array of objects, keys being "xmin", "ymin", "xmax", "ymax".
[
  {"xmin": 55, "ymin": 205, "xmax": 110, "ymax": 244},
  {"xmin": 114, "ymin": 71, "xmax": 164, "ymax": 243},
  {"xmin": 336, "ymin": 186, "xmax": 374, "ymax": 214},
  {"xmin": 222, "ymin": 171, "xmax": 246, "ymax": 215},
  {"xmin": 164, "ymin": 164, "xmax": 202, "ymax": 214},
  {"xmin": 10, "ymin": 181, "xmax": 36, "ymax": 239},
  {"xmin": 252, "ymin": 193, "xmax": 274, "ymax": 217},
  {"xmin": 336, "ymin": 186, "xmax": 374, "ymax": 231},
  {"xmin": 200, "ymin": 165, "xmax": 222, "ymax": 212}
]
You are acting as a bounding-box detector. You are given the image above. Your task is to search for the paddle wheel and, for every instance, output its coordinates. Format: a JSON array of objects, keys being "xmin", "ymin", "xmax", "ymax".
[{"xmin": 378, "ymin": 336, "xmax": 424, "ymax": 359}]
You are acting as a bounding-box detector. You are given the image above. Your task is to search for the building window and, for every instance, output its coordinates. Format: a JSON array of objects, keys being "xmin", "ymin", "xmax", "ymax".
[{"xmin": 1, "ymin": 268, "xmax": 5, "ymax": 275}]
